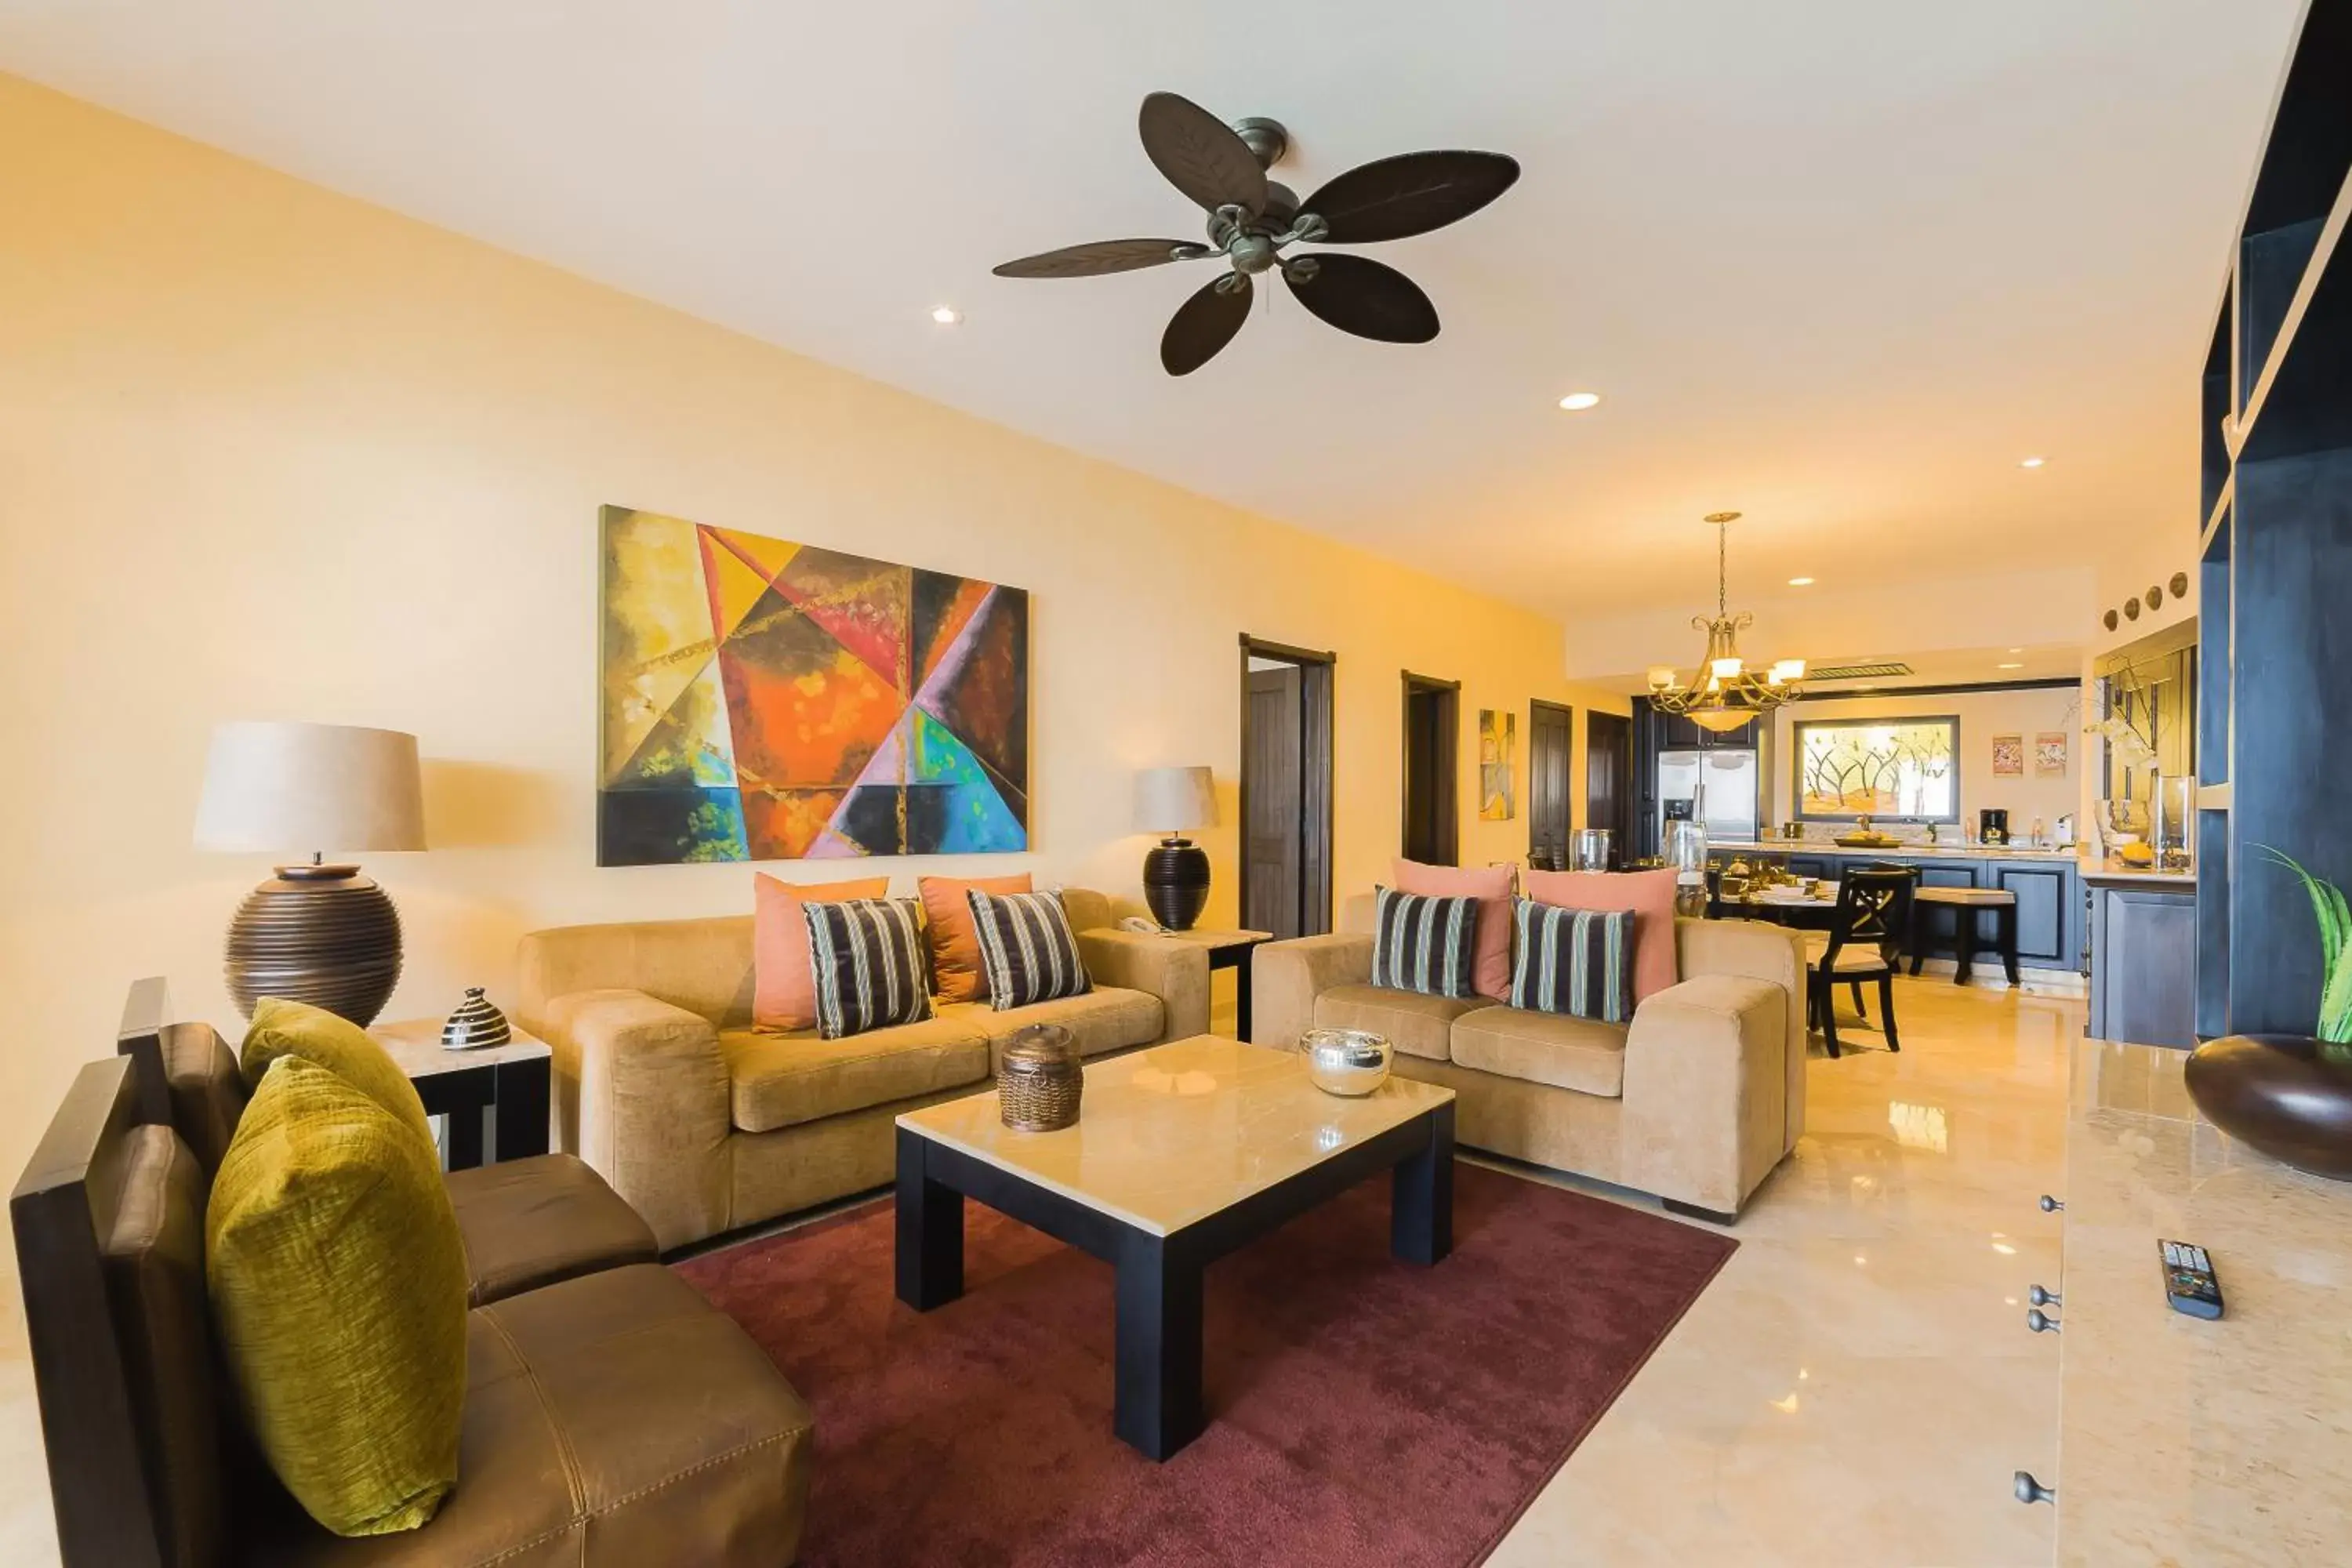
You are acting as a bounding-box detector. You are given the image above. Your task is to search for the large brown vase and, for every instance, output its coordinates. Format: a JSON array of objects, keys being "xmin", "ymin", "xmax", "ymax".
[{"xmin": 2183, "ymin": 1033, "xmax": 2352, "ymax": 1180}]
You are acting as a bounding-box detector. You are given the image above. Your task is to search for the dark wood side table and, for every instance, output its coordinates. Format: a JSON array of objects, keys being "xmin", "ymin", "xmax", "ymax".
[
  {"xmin": 369, "ymin": 1018, "xmax": 553, "ymax": 1171},
  {"xmin": 1158, "ymin": 927, "xmax": 1274, "ymax": 1040}
]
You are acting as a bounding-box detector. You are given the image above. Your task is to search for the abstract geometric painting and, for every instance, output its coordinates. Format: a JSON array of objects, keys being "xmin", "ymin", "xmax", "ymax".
[{"xmin": 597, "ymin": 506, "xmax": 1029, "ymax": 866}]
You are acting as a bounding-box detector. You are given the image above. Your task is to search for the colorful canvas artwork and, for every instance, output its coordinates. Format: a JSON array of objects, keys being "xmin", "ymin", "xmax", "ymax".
[
  {"xmin": 1478, "ymin": 709, "xmax": 1516, "ymax": 822},
  {"xmin": 1991, "ymin": 734, "xmax": 2024, "ymax": 777},
  {"xmin": 597, "ymin": 506, "xmax": 1029, "ymax": 866},
  {"xmin": 2034, "ymin": 731, "xmax": 2068, "ymax": 777}
]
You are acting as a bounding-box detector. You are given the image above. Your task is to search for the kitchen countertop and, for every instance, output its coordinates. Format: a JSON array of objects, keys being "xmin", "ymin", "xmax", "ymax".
[
  {"xmin": 2056, "ymin": 1040, "xmax": 2352, "ymax": 1564},
  {"xmin": 1709, "ymin": 839, "xmax": 2081, "ymax": 862},
  {"xmin": 2079, "ymin": 862, "xmax": 2198, "ymax": 888}
]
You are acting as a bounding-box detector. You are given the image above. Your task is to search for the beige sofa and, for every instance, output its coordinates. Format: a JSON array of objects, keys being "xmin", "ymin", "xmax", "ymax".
[
  {"xmin": 1253, "ymin": 897, "xmax": 1806, "ymax": 1221},
  {"xmin": 516, "ymin": 887, "xmax": 1207, "ymax": 1250}
]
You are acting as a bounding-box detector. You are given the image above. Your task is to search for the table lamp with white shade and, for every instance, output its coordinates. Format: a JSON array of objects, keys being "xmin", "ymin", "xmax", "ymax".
[
  {"xmin": 194, "ymin": 720, "xmax": 426, "ymax": 1025},
  {"xmin": 1134, "ymin": 764, "xmax": 1217, "ymax": 931}
]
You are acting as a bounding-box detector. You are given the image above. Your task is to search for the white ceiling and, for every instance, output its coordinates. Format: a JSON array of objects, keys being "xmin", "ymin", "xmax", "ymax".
[{"xmin": 0, "ymin": 0, "xmax": 2302, "ymax": 622}]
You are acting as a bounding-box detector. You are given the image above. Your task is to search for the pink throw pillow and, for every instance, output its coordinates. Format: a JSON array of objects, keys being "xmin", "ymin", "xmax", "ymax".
[
  {"xmin": 1521, "ymin": 867, "xmax": 1680, "ymax": 1004},
  {"xmin": 753, "ymin": 873, "xmax": 892, "ymax": 1031},
  {"xmin": 1393, "ymin": 858, "xmax": 1516, "ymax": 1002}
]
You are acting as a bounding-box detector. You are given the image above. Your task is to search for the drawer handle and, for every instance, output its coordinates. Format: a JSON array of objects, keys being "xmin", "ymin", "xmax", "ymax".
[
  {"xmin": 2029, "ymin": 1284, "xmax": 2061, "ymax": 1308},
  {"xmin": 2014, "ymin": 1471, "xmax": 2056, "ymax": 1505},
  {"xmin": 2027, "ymin": 1308, "xmax": 2061, "ymax": 1334},
  {"xmin": 2039, "ymin": 1194, "xmax": 2064, "ymax": 1214}
]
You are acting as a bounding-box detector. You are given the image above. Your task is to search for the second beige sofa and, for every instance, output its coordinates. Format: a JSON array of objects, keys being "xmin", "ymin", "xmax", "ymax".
[
  {"xmin": 1254, "ymin": 896, "xmax": 1806, "ymax": 1221},
  {"xmin": 517, "ymin": 887, "xmax": 1207, "ymax": 1249}
]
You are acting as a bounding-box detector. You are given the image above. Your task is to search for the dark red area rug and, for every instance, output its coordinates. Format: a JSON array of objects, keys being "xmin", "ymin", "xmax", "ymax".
[{"xmin": 676, "ymin": 1161, "xmax": 1734, "ymax": 1567}]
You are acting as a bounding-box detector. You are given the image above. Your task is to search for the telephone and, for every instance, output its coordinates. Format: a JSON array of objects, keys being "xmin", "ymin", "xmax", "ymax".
[{"xmin": 1118, "ymin": 915, "xmax": 1165, "ymax": 935}]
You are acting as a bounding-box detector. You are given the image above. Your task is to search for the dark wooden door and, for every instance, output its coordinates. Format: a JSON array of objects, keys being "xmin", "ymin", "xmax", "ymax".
[
  {"xmin": 1584, "ymin": 710, "xmax": 1632, "ymax": 868},
  {"xmin": 1528, "ymin": 701, "xmax": 1573, "ymax": 869},
  {"xmin": 1401, "ymin": 676, "xmax": 1460, "ymax": 865},
  {"xmin": 1244, "ymin": 667, "xmax": 1304, "ymax": 938}
]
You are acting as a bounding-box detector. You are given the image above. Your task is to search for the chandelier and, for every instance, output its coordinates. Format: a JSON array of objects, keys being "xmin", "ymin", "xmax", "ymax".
[{"xmin": 1646, "ymin": 512, "xmax": 1806, "ymax": 735}]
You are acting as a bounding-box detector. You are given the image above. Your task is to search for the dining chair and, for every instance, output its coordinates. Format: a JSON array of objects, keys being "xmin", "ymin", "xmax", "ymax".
[{"xmin": 1806, "ymin": 866, "xmax": 1917, "ymax": 1058}]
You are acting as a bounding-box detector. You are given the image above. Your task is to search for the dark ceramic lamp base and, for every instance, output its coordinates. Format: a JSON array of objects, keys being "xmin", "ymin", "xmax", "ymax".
[
  {"xmin": 225, "ymin": 862, "xmax": 404, "ymax": 1026},
  {"xmin": 1143, "ymin": 837, "xmax": 1210, "ymax": 931},
  {"xmin": 2184, "ymin": 1033, "xmax": 2352, "ymax": 1180}
]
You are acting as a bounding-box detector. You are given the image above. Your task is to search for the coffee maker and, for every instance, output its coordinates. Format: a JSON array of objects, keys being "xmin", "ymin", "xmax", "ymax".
[{"xmin": 1979, "ymin": 808, "xmax": 2011, "ymax": 846}]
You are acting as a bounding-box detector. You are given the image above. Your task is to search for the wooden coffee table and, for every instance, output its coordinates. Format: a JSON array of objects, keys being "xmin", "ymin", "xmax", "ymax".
[{"xmin": 895, "ymin": 1035, "xmax": 1456, "ymax": 1460}]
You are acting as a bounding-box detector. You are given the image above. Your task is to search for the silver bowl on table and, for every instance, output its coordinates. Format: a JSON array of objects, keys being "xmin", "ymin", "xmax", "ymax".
[{"xmin": 1300, "ymin": 1027, "xmax": 1393, "ymax": 1097}]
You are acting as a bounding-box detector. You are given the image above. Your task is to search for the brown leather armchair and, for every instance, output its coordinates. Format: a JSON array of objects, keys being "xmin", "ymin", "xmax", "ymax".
[{"xmin": 15, "ymin": 1049, "xmax": 815, "ymax": 1566}]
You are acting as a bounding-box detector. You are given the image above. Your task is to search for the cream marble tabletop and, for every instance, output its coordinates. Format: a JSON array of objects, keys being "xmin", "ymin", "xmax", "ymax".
[
  {"xmin": 897, "ymin": 1034, "xmax": 1452, "ymax": 1237},
  {"xmin": 2057, "ymin": 1040, "xmax": 2352, "ymax": 1565}
]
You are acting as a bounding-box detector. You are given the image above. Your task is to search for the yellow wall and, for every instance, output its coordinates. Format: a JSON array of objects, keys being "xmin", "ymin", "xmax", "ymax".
[{"xmin": 0, "ymin": 77, "xmax": 1624, "ymax": 1334}]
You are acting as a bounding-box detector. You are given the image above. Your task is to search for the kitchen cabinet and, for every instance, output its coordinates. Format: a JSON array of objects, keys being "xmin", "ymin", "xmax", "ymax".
[
  {"xmin": 1993, "ymin": 864, "xmax": 2074, "ymax": 967},
  {"xmin": 2085, "ymin": 873, "xmax": 2197, "ymax": 1048}
]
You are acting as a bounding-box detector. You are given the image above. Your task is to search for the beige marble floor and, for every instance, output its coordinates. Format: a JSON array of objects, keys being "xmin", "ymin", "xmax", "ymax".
[{"xmin": 0, "ymin": 975, "xmax": 2075, "ymax": 1566}]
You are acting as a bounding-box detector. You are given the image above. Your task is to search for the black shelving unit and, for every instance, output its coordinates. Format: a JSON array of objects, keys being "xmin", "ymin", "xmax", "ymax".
[{"xmin": 2198, "ymin": 0, "xmax": 2352, "ymax": 1038}]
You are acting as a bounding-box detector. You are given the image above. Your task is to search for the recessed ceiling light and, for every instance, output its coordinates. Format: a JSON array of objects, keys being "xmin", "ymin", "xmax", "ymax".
[
  {"xmin": 931, "ymin": 306, "xmax": 962, "ymax": 326},
  {"xmin": 1787, "ymin": 576, "xmax": 1815, "ymax": 587},
  {"xmin": 2007, "ymin": 647, "xmax": 2024, "ymax": 653},
  {"xmin": 2020, "ymin": 456, "xmax": 2045, "ymax": 469},
  {"xmin": 1557, "ymin": 392, "xmax": 1602, "ymax": 411},
  {"xmin": 1998, "ymin": 662, "xmax": 2024, "ymax": 670}
]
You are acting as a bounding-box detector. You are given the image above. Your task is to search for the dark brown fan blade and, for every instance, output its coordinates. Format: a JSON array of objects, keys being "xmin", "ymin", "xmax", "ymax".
[
  {"xmin": 1139, "ymin": 91, "xmax": 1267, "ymax": 216},
  {"xmin": 1300, "ymin": 151, "xmax": 1520, "ymax": 244},
  {"xmin": 993, "ymin": 238, "xmax": 1200, "ymax": 279},
  {"xmin": 1284, "ymin": 254, "xmax": 1439, "ymax": 343},
  {"xmin": 1160, "ymin": 274, "xmax": 1253, "ymax": 375}
]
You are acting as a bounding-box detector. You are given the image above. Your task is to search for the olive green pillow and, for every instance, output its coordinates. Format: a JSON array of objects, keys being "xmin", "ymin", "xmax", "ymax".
[
  {"xmin": 241, "ymin": 996, "xmax": 434, "ymax": 1150},
  {"xmin": 205, "ymin": 1055, "xmax": 467, "ymax": 1537}
]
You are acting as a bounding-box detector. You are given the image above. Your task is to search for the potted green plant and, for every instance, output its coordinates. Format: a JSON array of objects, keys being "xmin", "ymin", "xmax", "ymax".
[{"xmin": 2183, "ymin": 848, "xmax": 2352, "ymax": 1178}]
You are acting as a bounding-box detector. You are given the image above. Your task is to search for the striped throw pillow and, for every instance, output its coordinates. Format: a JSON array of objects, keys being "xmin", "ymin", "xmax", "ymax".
[
  {"xmin": 803, "ymin": 898, "xmax": 935, "ymax": 1040},
  {"xmin": 1510, "ymin": 898, "xmax": 1637, "ymax": 1024},
  {"xmin": 967, "ymin": 888, "xmax": 1094, "ymax": 1010},
  {"xmin": 1369, "ymin": 886, "xmax": 1482, "ymax": 1000}
]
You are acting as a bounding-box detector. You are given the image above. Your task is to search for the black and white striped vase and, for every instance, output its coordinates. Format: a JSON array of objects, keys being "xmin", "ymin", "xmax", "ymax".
[{"xmin": 441, "ymin": 986, "xmax": 511, "ymax": 1051}]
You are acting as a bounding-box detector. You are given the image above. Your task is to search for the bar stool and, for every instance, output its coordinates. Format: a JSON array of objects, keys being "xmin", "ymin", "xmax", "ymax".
[{"xmin": 1908, "ymin": 886, "xmax": 2020, "ymax": 985}]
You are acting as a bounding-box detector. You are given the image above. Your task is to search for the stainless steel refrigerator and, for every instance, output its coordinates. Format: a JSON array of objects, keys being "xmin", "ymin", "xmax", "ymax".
[{"xmin": 1657, "ymin": 748, "xmax": 1760, "ymax": 844}]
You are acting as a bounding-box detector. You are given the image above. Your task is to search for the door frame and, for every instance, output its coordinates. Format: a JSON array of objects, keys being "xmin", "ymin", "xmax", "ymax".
[
  {"xmin": 1400, "ymin": 670, "xmax": 1461, "ymax": 866},
  {"xmin": 1238, "ymin": 635, "xmax": 1336, "ymax": 938},
  {"xmin": 1583, "ymin": 707, "xmax": 1633, "ymax": 868},
  {"xmin": 1529, "ymin": 698, "xmax": 1575, "ymax": 865}
]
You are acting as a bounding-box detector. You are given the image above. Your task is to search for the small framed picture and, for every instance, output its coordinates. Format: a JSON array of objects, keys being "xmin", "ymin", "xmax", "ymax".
[
  {"xmin": 1991, "ymin": 735, "xmax": 2024, "ymax": 777},
  {"xmin": 2034, "ymin": 731, "xmax": 2068, "ymax": 778}
]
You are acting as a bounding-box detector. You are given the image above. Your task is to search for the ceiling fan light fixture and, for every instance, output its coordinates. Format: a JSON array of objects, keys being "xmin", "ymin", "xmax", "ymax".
[{"xmin": 993, "ymin": 92, "xmax": 1520, "ymax": 375}]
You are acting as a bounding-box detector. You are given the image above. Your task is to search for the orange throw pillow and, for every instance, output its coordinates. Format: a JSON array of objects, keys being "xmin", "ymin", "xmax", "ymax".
[
  {"xmin": 1522, "ymin": 866, "xmax": 1679, "ymax": 1004},
  {"xmin": 1393, "ymin": 859, "xmax": 1516, "ymax": 1002},
  {"xmin": 918, "ymin": 874, "xmax": 1033, "ymax": 1004},
  {"xmin": 753, "ymin": 873, "xmax": 891, "ymax": 1031}
]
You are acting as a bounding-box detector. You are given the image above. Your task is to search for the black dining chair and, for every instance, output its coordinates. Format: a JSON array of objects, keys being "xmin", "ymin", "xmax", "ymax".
[{"xmin": 1806, "ymin": 866, "xmax": 1916, "ymax": 1058}]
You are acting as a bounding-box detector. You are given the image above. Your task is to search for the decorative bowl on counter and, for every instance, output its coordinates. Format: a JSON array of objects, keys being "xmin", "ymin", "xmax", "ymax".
[{"xmin": 1300, "ymin": 1027, "xmax": 1393, "ymax": 1097}]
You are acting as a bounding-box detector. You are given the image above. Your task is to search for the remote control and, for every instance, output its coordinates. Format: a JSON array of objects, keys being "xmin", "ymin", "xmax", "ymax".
[{"xmin": 2159, "ymin": 1239, "xmax": 2223, "ymax": 1319}]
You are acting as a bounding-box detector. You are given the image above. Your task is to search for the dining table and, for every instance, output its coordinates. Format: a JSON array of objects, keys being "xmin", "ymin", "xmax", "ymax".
[{"xmin": 1713, "ymin": 880, "xmax": 1842, "ymax": 930}]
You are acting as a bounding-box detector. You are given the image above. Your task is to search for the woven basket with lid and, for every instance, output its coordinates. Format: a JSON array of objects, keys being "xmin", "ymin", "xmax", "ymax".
[{"xmin": 998, "ymin": 1022, "xmax": 1083, "ymax": 1131}]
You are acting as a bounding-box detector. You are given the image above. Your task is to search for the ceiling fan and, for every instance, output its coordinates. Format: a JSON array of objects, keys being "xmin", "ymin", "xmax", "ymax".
[{"xmin": 993, "ymin": 92, "xmax": 1520, "ymax": 376}]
